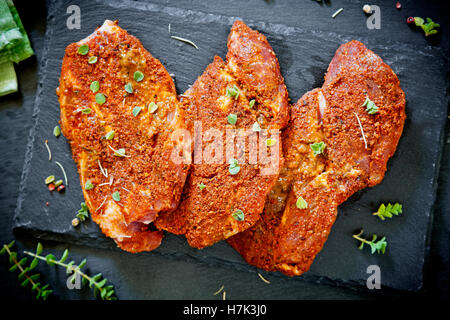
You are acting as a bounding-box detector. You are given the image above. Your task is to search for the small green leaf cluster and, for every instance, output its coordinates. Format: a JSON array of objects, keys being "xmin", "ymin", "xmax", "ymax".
[
  {"xmin": 0, "ymin": 241, "xmax": 52, "ymax": 300},
  {"xmin": 353, "ymin": 231, "xmax": 387, "ymax": 255},
  {"xmin": 414, "ymin": 17, "xmax": 440, "ymax": 37},
  {"xmin": 76, "ymin": 202, "xmax": 90, "ymax": 222},
  {"xmin": 373, "ymin": 203, "xmax": 402, "ymax": 220}
]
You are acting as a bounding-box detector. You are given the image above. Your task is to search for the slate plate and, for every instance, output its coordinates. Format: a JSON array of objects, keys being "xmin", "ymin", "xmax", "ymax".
[{"xmin": 14, "ymin": 0, "xmax": 448, "ymax": 292}]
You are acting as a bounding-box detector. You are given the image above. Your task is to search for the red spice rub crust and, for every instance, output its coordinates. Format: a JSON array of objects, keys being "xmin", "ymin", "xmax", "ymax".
[
  {"xmin": 57, "ymin": 21, "xmax": 189, "ymax": 252},
  {"xmin": 155, "ymin": 21, "xmax": 289, "ymax": 248},
  {"xmin": 228, "ymin": 40, "xmax": 406, "ymax": 276}
]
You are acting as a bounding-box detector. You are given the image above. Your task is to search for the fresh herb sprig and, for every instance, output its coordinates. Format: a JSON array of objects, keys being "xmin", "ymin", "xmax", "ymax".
[
  {"xmin": 373, "ymin": 203, "xmax": 402, "ymax": 220},
  {"xmin": 0, "ymin": 241, "xmax": 52, "ymax": 300},
  {"xmin": 353, "ymin": 230, "xmax": 387, "ymax": 254},
  {"xmin": 23, "ymin": 243, "xmax": 116, "ymax": 300},
  {"xmin": 414, "ymin": 17, "xmax": 440, "ymax": 37}
]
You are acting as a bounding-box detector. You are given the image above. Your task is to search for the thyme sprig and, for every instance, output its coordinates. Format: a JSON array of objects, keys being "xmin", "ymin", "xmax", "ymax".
[
  {"xmin": 0, "ymin": 241, "xmax": 52, "ymax": 300},
  {"xmin": 24, "ymin": 243, "xmax": 116, "ymax": 300},
  {"xmin": 353, "ymin": 230, "xmax": 387, "ymax": 254},
  {"xmin": 373, "ymin": 203, "xmax": 402, "ymax": 220}
]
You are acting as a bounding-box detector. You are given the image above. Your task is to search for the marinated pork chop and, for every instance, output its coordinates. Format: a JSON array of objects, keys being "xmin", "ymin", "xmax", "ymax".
[
  {"xmin": 228, "ymin": 40, "xmax": 406, "ymax": 276},
  {"xmin": 57, "ymin": 20, "xmax": 189, "ymax": 253},
  {"xmin": 155, "ymin": 21, "xmax": 289, "ymax": 248}
]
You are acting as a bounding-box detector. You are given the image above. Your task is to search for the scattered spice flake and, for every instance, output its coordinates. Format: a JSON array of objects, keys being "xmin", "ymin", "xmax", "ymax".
[
  {"xmin": 258, "ymin": 273, "xmax": 271, "ymax": 284},
  {"xmin": 45, "ymin": 202, "xmax": 49, "ymax": 206},
  {"xmin": 44, "ymin": 140, "xmax": 52, "ymax": 161},
  {"xmin": 98, "ymin": 160, "xmax": 108, "ymax": 178},
  {"xmin": 222, "ymin": 291, "xmax": 226, "ymax": 300},
  {"xmin": 55, "ymin": 161, "xmax": 68, "ymax": 187},
  {"xmin": 354, "ymin": 112, "xmax": 368, "ymax": 149},
  {"xmin": 95, "ymin": 196, "xmax": 108, "ymax": 212},
  {"xmin": 396, "ymin": 2, "xmax": 401, "ymax": 9},
  {"xmin": 72, "ymin": 218, "xmax": 80, "ymax": 227},
  {"xmin": 213, "ymin": 285, "xmax": 224, "ymax": 296},
  {"xmin": 170, "ymin": 35, "xmax": 199, "ymax": 49},
  {"xmin": 332, "ymin": 8, "xmax": 344, "ymax": 19}
]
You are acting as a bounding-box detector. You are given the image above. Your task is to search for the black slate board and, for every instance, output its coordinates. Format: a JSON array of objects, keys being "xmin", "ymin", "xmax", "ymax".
[{"xmin": 14, "ymin": 0, "xmax": 448, "ymax": 292}]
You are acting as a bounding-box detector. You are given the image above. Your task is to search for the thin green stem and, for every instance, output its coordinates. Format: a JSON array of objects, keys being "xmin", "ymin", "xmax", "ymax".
[{"xmin": 3, "ymin": 245, "xmax": 42, "ymax": 295}]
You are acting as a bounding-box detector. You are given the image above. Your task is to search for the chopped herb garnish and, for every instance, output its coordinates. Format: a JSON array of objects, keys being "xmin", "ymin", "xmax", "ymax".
[
  {"xmin": 112, "ymin": 191, "xmax": 120, "ymax": 202},
  {"xmin": 226, "ymin": 85, "xmax": 240, "ymax": 100},
  {"xmin": 354, "ymin": 112, "xmax": 368, "ymax": 149},
  {"xmin": 88, "ymin": 56, "xmax": 97, "ymax": 64},
  {"xmin": 332, "ymin": 8, "xmax": 344, "ymax": 19},
  {"xmin": 125, "ymin": 82, "xmax": 133, "ymax": 94},
  {"xmin": 54, "ymin": 180, "xmax": 63, "ymax": 188},
  {"xmin": 77, "ymin": 44, "xmax": 89, "ymax": 55},
  {"xmin": 134, "ymin": 71, "xmax": 144, "ymax": 82},
  {"xmin": 76, "ymin": 202, "xmax": 89, "ymax": 222},
  {"xmin": 373, "ymin": 203, "xmax": 402, "ymax": 220},
  {"xmin": 249, "ymin": 99, "xmax": 255, "ymax": 108},
  {"xmin": 104, "ymin": 130, "xmax": 115, "ymax": 140},
  {"xmin": 95, "ymin": 93, "xmax": 106, "ymax": 105},
  {"xmin": 252, "ymin": 122, "xmax": 261, "ymax": 132},
  {"xmin": 310, "ymin": 142, "xmax": 325, "ymax": 155},
  {"xmin": 266, "ymin": 138, "xmax": 277, "ymax": 147},
  {"xmin": 45, "ymin": 175, "xmax": 55, "ymax": 185},
  {"xmin": 108, "ymin": 145, "xmax": 129, "ymax": 158},
  {"xmin": 132, "ymin": 106, "xmax": 142, "ymax": 117},
  {"xmin": 85, "ymin": 180, "xmax": 94, "ymax": 191},
  {"xmin": 414, "ymin": 17, "xmax": 440, "ymax": 36},
  {"xmin": 148, "ymin": 102, "xmax": 158, "ymax": 113},
  {"xmin": 362, "ymin": 96, "xmax": 378, "ymax": 114},
  {"xmin": 353, "ymin": 230, "xmax": 387, "ymax": 254},
  {"xmin": 232, "ymin": 209, "xmax": 245, "ymax": 221},
  {"xmin": 81, "ymin": 107, "xmax": 91, "ymax": 114},
  {"xmin": 55, "ymin": 161, "xmax": 68, "ymax": 186},
  {"xmin": 296, "ymin": 196, "xmax": 308, "ymax": 209},
  {"xmin": 90, "ymin": 80, "xmax": 99, "ymax": 93},
  {"xmin": 53, "ymin": 126, "xmax": 61, "ymax": 137},
  {"xmin": 227, "ymin": 113, "xmax": 237, "ymax": 125},
  {"xmin": 229, "ymin": 158, "xmax": 240, "ymax": 175},
  {"xmin": 44, "ymin": 140, "xmax": 52, "ymax": 161},
  {"xmin": 198, "ymin": 183, "xmax": 206, "ymax": 190}
]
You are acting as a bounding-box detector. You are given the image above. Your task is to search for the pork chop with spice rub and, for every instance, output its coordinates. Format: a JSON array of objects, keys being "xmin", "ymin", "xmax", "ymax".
[
  {"xmin": 155, "ymin": 20, "xmax": 289, "ymax": 248},
  {"xmin": 57, "ymin": 20, "xmax": 190, "ymax": 253},
  {"xmin": 228, "ymin": 40, "xmax": 406, "ymax": 276}
]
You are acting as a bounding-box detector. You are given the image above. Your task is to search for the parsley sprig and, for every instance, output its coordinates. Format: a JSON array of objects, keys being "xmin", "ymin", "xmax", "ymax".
[
  {"xmin": 373, "ymin": 203, "xmax": 402, "ymax": 221},
  {"xmin": 24, "ymin": 243, "xmax": 116, "ymax": 300},
  {"xmin": 0, "ymin": 241, "xmax": 52, "ymax": 300},
  {"xmin": 352, "ymin": 230, "xmax": 387, "ymax": 254}
]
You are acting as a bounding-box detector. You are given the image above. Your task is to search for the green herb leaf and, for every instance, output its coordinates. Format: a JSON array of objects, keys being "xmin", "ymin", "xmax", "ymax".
[
  {"xmin": 226, "ymin": 85, "xmax": 240, "ymax": 99},
  {"xmin": 125, "ymin": 82, "xmax": 133, "ymax": 94},
  {"xmin": 249, "ymin": 99, "xmax": 255, "ymax": 108},
  {"xmin": 310, "ymin": 142, "xmax": 326, "ymax": 156},
  {"xmin": 296, "ymin": 196, "xmax": 308, "ymax": 209},
  {"xmin": 36, "ymin": 243, "xmax": 43, "ymax": 255},
  {"xmin": 148, "ymin": 102, "xmax": 158, "ymax": 113},
  {"xmin": 227, "ymin": 113, "xmax": 237, "ymax": 125},
  {"xmin": 53, "ymin": 126, "xmax": 61, "ymax": 137},
  {"xmin": 90, "ymin": 80, "xmax": 100, "ymax": 93},
  {"xmin": 45, "ymin": 175, "xmax": 55, "ymax": 184},
  {"xmin": 266, "ymin": 138, "xmax": 277, "ymax": 147},
  {"xmin": 54, "ymin": 180, "xmax": 63, "ymax": 187},
  {"xmin": 59, "ymin": 249, "xmax": 69, "ymax": 263},
  {"xmin": 45, "ymin": 254, "xmax": 56, "ymax": 266},
  {"xmin": 232, "ymin": 209, "xmax": 245, "ymax": 221},
  {"xmin": 353, "ymin": 230, "xmax": 388, "ymax": 254},
  {"xmin": 104, "ymin": 130, "xmax": 115, "ymax": 140},
  {"xmin": 132, "ymin": 106, "xmax": 142, "ymax": 117},
  {"xmin": 112, "ymin": 191, "xmax": 120, "ymax": 202},
  {"xmin": 198, "ymin": 183, "xmax": 206, "ymax": 190},
  {"xmin": 373, "ymin": 203, "xmax": 402, "ymax": 220},
  {"xmin": 228, "ymin": 158, "xmax": 240, "ymax": 175},
  {"xmin": 88, "ymin": 56, "xmax": 98, "ymax": 64},
  {"xmin": 85, "ymin": 180, "xmax": 94, "ymax": 191},
  {"xmin": 362, "ymin": 96, "xmax": 378, "ymax": 114},
  {"xmin": 77, "ymin": 44, "xmax": 89, "ymax": 55},
  {"xmin": 134, "ymin": 71, "xmax": 144, "ymax": 82},
  {"xmin": 252, "ymin": 122, "xmax": 261, "ymax": 132},
  {"xmin": 95, "ymin": 93, "xmax": 106, "ymax": 105},
  {"xmin": 81, "ymin": 107, "xmax": 91, "ymax": 114},
  {"xmin": 76, "ymin": 202, "xmax": 89, "ymax": 222}
]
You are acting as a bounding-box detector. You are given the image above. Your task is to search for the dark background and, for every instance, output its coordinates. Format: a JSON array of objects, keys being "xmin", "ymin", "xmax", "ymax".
[{"xmin": 0, "ymin": 0, "xmax": 449, "ymax": 300}]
